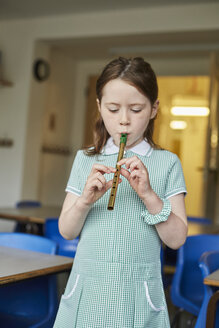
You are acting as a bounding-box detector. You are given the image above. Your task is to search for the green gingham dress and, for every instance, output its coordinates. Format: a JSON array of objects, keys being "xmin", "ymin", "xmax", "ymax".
[{"xmin": 54, "ymin": 139, "xmax": 187, "ymax": 328}]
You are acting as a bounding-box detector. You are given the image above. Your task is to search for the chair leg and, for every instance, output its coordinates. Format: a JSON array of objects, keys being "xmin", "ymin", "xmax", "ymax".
[
  {"xmin": 171, "ymin": 308, "xmax": 184, "ymax": 328},
  {"xmin": 186, "ymin": 314, "xmax": 197, "ymax": 327}
]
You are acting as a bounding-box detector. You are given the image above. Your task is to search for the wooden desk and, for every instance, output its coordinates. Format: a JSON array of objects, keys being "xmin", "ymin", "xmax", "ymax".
[
  {"xmin": 0, "ymin": 206, "xmax": 62, "ymax": 224},
  {"xmin": 1, "ymin": 208, "xmax": 218, "ymax": 231},
  {"xmin": 0, "ymin": 246, "xmax": 73, "ymax": 285},
  {"xmin": 204, "ymin": 269, "xmax": 219, "ymax": 287},
  {"xmin": 204, "ymin": 269, "xmax": 219, "ymax": 328}
]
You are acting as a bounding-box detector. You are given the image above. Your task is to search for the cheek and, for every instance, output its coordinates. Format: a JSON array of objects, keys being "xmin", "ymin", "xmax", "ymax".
[
  {"xmin": 101, "ymin": 114, "xmax": 115, "ymax": 131},
  {"xmin": 134, "ymin": 116, "xmax": 150, "ymax": 130}
]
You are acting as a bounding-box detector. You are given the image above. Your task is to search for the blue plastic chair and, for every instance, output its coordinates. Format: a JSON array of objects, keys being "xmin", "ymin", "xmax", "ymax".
[
  {"xmin": 163, "ymin": 217, "xmax": 212, "ymax": 290},
  {"xmin": 15, "ymin": 200, "xmax": 43, "ymax": 234},
  {"xmin": 0, "ymin": 232, "xmax": 58, "ymax": 328},
  {"xmin": 195, "ymin": 251, "xmax": 219, "ymax": 328},
  {"xmin": 170, "ymin": 235, "xmax": 219, "ymax": 324},
  {"xmin": 16, "ymin": 200, "xmax": 42, "ymax": 208},
  {"xmin": 187, "ymin": 216, "xmax": 211, "ymax": 225},
  {"xmin": 164, "ymin": 216, "xmax": 211, "ymax": 267},
  {"xmin": 45, "ymin": 218, "xmax": 79, "ymax": 257}
]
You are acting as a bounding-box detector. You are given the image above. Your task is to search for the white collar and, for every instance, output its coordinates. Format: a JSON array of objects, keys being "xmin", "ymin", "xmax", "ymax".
[{"xmin": 102, "ymin": 137, "xmax": 153, "ymax": 156}]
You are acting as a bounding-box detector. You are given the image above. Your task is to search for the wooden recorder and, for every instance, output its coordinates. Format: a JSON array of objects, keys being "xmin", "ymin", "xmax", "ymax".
[{"xmin": 107, "ymin": 133, "xmax": 127, "ymax": 210}]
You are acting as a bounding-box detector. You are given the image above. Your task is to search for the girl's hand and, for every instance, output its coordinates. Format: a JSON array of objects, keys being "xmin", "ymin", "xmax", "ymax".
[
  {"xmin": 80, "ymin": 164, "xmax": 117, "ymax": 206},
  {"xmin": 118, "ymin": 156, "xmax": 152, "ymax": 201}
]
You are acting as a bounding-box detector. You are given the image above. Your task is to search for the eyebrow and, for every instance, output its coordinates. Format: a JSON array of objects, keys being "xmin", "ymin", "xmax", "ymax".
[
  {"xmin": 105, "ymin": 102, "xmax": 120, "ymax": 106},
  {"xmin": 105, "ymin": 102, "xmax": 145, "ymax": 106},
  {"xmin": 129, "ymin": 103, "xmax": 145, "ymax": 106}
]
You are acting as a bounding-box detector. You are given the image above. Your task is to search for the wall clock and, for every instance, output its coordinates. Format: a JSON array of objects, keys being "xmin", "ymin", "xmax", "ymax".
[{"xmin": 33, "ymin": 59, "xmax": 50, "ymax": 82}]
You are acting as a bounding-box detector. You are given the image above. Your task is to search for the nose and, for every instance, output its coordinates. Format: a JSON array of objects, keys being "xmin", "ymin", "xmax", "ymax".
[{"xmin": 119, "ymin": 109, "xmax": 130, "ymax": 125}]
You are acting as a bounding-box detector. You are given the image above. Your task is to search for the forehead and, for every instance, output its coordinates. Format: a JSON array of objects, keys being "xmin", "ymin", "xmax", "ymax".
[{"xmin": 102, "ymin": 79, "xmax": 147, "ymax": 103}]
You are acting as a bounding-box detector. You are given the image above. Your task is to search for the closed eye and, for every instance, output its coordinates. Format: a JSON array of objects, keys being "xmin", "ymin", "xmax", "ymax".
[
  {"xmin": 107, "ymin": 107, "xmax": 119, "ymax": 112},
  {"xmin": 130, "ymin": 108, "xmax": 142, "ymax": 113}
]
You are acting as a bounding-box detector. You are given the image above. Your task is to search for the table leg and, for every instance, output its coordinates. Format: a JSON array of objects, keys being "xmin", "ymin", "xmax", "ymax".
[
  {"xmin": 16, "ymin": 222, "xmax": 43, "ymax": 235},
  {"xmin": 206, "ymin": 290, "xmax": 219, "ymax": 328}
]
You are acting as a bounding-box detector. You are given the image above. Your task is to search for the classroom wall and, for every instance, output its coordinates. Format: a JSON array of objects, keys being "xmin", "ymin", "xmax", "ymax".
[
  {"xmin": 0, "ymin": 3, "xmax": 218, "ymax": 207},
  {"xmin": 21, "ymin": 41, "xmax": 51, "ymax": 201},
  {"xmin": 37, "ymin": 48, "xmax": 76, "ymax": 205}
]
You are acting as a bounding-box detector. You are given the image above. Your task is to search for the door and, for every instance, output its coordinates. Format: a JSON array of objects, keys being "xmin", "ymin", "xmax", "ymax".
[{"xmin": 204, "ymin": 52, "xmax": 219, "ymax": 223}]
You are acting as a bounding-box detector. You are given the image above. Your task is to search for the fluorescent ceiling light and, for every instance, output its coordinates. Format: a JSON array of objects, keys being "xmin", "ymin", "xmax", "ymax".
[
  {"xmin": 171, "ymin": 106, "xmax": 209, "ymax": 117},
  {"xmin": 170, "ymin": 120, "xmax": 187, "ymax": 130}
]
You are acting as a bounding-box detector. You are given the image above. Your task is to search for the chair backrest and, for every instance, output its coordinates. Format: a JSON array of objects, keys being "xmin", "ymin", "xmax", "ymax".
[
  {"xmin": 171, "ymin": 234, "xmax": 219, "ymax": 316},
  {"xmin": 187, "ymin": 216, "xmax": 211, "ymax": 225},
  {"xmin": 16, "ymin": 200, "xmax": 42, "ymax": 208},
  {"xmin": 0, "ymin": 233, "xmax": 58, "ymax": 328},
  {"xmin": 45, "ymin": 218, "xmax": 60, "ymax": 239},
  {"xmin": 194, "ymin": 251, "xmax": 219, "ymax": 328},
  {"xmin": 45, "ymin": 218, "xmax": 79, "ymax": 257},
  {"xmin": 199, "ymin": 250, "xmax": 219, "ymax": 277},
  {"xmin": 0, "ymin": 232, "xmax": 57, "ymax": 254}
]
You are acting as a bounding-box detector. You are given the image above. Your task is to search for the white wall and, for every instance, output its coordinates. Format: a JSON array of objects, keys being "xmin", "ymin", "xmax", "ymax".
[
  {"xmin": 0, "ymin": 3, "xmax": 219, "ymax": 207},
  {"xmin": 0, "ymin": 22, "xmax": 33, "ymax": 206},
  {"xmin": 38, "ymin": 48, "xmax": 76, "ymax": 205},
  {"xmin": 21, "ymin": 41, "xmax": 51, "ymax": 201}
]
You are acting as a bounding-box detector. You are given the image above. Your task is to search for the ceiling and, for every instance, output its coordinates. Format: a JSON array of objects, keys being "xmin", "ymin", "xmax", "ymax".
[
  {"xmin": 0, "ymin": 0, "xmax": 217, "ymax": 20},
  {"xmin": 45, "ymin": 30, "xmax": 219, "ymax": 60},
  {"xmin": 1, "ymin": 0, "xmax": 218, "ymax": 60}
]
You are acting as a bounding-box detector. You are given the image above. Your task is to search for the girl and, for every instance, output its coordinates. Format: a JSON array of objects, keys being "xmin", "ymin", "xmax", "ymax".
[{"xmin": 54, "ymin": 57, "xmax": 187, "ymax": 328}]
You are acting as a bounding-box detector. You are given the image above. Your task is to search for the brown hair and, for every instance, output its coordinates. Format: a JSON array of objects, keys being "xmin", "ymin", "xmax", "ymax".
[{"xmin": 85, "ymin": 57, "xmax": 159, "ymax": 155}]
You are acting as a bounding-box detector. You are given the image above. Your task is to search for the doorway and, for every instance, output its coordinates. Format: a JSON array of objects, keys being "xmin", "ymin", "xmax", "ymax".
[{"xmin": 156, "ymin": 76, "xmax": 210, "ymax": 217}]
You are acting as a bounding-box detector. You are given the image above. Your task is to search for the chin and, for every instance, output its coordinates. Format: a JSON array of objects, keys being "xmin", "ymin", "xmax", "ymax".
[{"xmin": 126, "ymin": 138, "xmax": 141, "ymax": 149}]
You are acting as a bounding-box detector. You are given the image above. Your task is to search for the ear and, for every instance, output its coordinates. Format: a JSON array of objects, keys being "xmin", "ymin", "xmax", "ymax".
[
  {"xmin": 150, "ymin": 100, "xmax": 159, "ymax": 119},
  {"xmin": 96, "ymin": 98, "xmax": 101, "ymax": 113}
]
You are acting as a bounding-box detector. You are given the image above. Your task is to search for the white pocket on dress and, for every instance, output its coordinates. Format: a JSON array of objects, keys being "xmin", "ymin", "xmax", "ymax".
[
  {"xmin": 144, "ymin": 281, "xmax": 165, "ymax": 312},
  {"xmin": 62, "ymin": 274, "xmax": 80, "ymax": 300}
]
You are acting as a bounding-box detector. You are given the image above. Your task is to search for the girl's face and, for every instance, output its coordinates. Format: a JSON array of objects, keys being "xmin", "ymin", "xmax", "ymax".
[{"xmin": 97, "ymin": 78, "xmax": 158, "ymax": 149}]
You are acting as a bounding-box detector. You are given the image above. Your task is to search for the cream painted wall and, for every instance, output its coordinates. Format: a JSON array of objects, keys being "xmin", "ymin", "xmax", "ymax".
[
  {"xmin": 0, "ymin": 22, "xmax": 33, "ymax": 206},
  {"xmin": 21, "ymin": 41, "xmax": 51, "ymax": 201},
  {"xmin": 38, "ymin": 48, "xmax": 76, "ymax": 205},
  {"xmin": 0, "ymin": 2, "xmax": 219, "ymax": 210}
]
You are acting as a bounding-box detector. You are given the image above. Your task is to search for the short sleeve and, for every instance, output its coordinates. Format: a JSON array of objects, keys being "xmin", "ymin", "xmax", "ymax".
[
  {"xmin": 65, "ymin": 151, "xmax": 82, "ymax": 196},
  {"xmin": 165, "ymin": 154, "xmax": 187, "ymax": 198}
]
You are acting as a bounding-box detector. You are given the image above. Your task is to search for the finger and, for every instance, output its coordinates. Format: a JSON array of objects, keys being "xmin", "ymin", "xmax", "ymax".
[
  {"xmin": 117, "ymin": 157, "xmax": 133, "ymax": 168},
  {"xmin": 120, "ymin": 168, "xmax": 130, "ymax": 180},
  {"xmin": 95, "ymin": 172, "xmax": 107, "ymax": 185},
  {"xmin": 118, "ymin": 156, "xmax": 139, "ymax": 169},
  {"xmin": 130, "ymin": 170, "xmax": 142, "ymax": 180},
  {"xmin": 105, "ymin": 178, "xmax": 122, "ymax": 191},
  {"xmin": 117, "ymin": 158, "xmax": 129, "ymax": 166},
  {"xmin": 108, "ymin": 166, "xmax": 117, "ymax": 173},
  {"xmin": 129, "ymin": 159, "xmax": 143, "ymax": 172},
  {"xmin": 88, "ymin": 175, "xmax": 107, "ymax": 191},
  {"xmin": 93, "ymin": 179, "xmax": 105, "ymax": 191},
  {"xmin": 91, "ymin": 164, "xmax": 115, "ymax": 174}
]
